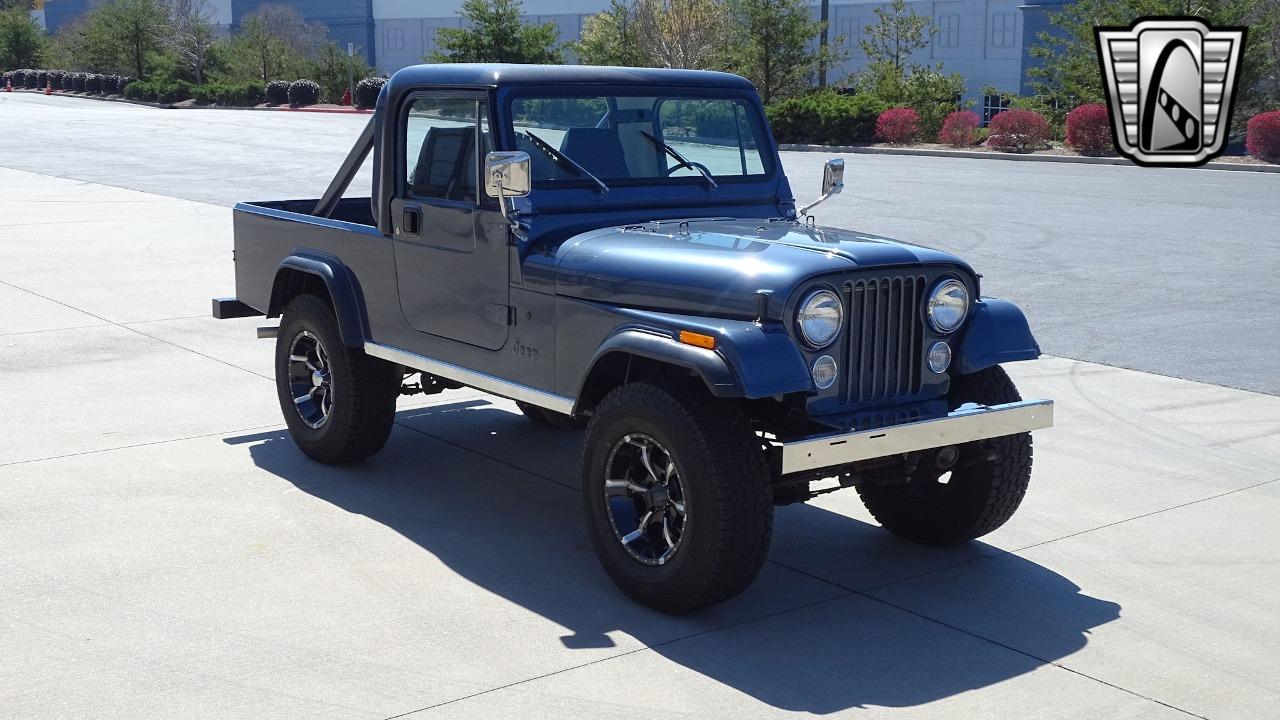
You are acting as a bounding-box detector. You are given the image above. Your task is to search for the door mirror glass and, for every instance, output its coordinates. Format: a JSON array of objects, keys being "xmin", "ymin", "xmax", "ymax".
[
  {"xmin": 821, "ymin": 158, "xmax": 844, "ymax": 196},
  {"xmin": 485, "ymin": 151, "xmax": 532, "ymax": 199}
]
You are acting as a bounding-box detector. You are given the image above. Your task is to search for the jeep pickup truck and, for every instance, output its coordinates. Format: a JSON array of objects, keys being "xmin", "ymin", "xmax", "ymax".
[{"xmin": 213, "ymin": 64, "xmax": 1053, "ymax": 613}]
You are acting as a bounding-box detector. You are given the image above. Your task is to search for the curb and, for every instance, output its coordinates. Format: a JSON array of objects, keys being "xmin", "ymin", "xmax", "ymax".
[
  {"xmin": 8, "ymin": 87, "xmax": 372, "ymax": 114},
  {"xmin": 777, "ymin": 143, "xmax": 1280, "ymax": 173}
]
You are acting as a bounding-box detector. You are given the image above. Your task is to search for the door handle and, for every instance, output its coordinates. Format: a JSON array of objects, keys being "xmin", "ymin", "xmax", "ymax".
[{"xmin": 402, "ymin": 206, "xmax": 421, "ymax": 235}]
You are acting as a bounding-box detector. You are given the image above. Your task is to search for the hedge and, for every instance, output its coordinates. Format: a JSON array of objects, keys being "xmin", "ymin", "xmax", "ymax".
[
  {"xmin": 265, "ymin": 80, "xmax": 290, "ymax": 105},
  {"xmin": 876, "ymin": 107, "xmax": 920, "ymax": 144},
  {"xmin": 1246, "ymin": 111, "xmax": 1280, "ymax": 162},
  {"xmin": 288, "ymin": 79, "xmax": 320, "ymax": 107},
  {"xmin": 1065, "ymin": 103, "xmax": 1112, "ymax": 153},
  {"xmin": 355, "ymin": 77, "xmax": 385, "ymax": 109},
  {"xmin": 124, "ymin": 78, "xmax": 192, "ymax": 103},
  {"xmin": 767, "ymin": 91, "xmax": 888, "ymax": 146},
  {"xmin": 988, "ymin": 109, "xmax": 1052, "ymax": 153},
  {"xmin": 938, "ymin": 110, "xmax": 980, "ymax": 147},
  {"xmin": 193, "ymin": 81, "xmax": 265, "ymax": 106}
]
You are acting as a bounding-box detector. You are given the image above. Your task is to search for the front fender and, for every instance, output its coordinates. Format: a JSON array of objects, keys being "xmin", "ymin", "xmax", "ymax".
[
  {"xmin": 582, "ymin": 307, "xmax": 814, "ymax": 400},
  {"xmin": 268, "ymin": 251, "xmax": 369, "ymax": 347},
  {"xmin": 954, "ymin": 297, "xmax": 1041, "ymax": 375}
]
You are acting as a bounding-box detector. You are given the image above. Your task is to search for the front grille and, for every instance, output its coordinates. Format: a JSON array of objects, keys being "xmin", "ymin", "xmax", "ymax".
[{"xmin": 842, "ymin": 274, "xmax": 927, "ymax": 404}]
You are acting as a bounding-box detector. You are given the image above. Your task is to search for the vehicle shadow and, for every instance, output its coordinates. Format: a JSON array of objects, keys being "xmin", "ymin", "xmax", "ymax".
[{"xmin": 226, "ymin": 398, "xmax": 1120, "ymax": 714}]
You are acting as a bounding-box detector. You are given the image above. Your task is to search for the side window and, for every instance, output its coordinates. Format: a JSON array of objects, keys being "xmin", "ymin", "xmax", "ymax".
[{"xmin": 404, "ymin": 97, "xmax": 492, "ymax": 204}]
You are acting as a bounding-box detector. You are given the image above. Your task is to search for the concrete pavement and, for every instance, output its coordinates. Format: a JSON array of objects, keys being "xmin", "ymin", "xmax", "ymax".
[{"xmin": 2, "ymin": 165, "xmax": 1279, "ymax": 719}]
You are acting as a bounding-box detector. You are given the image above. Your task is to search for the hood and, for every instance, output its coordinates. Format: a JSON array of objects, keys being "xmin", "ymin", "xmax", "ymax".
[{"xmin": 554, "ymin": 219, "xmax": 972, "ymax": 319}]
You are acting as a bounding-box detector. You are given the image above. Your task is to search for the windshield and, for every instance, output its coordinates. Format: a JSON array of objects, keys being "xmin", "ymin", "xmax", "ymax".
[{"xmin": 509, "ymin": 94, "xmax": 770, "ymax": 186}]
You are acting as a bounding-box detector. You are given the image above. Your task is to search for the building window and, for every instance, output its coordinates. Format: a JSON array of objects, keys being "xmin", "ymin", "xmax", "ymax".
[
  {"xmin": 838, "ymin": 17, "xmax": 859, "ymax": 48},
  {"xmin": 386, "ymin": 27, "xmax": 404, "ymax": 51},
  {"xmin": 990, "ymin": 12, "xmax": 1015, "ymax": 47},
  {"xmin": 937, "ymin": 15, "xmax": 959, "ymax": 48},
  {"xmin": 982, "ymin": 94, "xmax": 1011, "ymax": 125}
]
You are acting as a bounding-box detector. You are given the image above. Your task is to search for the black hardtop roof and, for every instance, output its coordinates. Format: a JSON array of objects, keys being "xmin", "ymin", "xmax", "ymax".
[{"xmin": 386, "ymin": 63, "xmax": 758, "ymax": 92}]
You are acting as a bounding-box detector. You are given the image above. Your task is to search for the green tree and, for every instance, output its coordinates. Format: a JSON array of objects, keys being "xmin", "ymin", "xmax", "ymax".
[
  {"xmin": 307, "ymin": 41, "xmax": 373, "ymax": 102},
  {"xmin": 110, "ymin": 0, "xmax": 167, "ymax": 79},
  {"xmin": 723, "ymin": 0, "xmax": 836, "ymax": 105},
  {"xmin": 223, "ymin": 5, "xmax": 322, "ymax": 82},
  {"xmin": 430, "ymin": 0, "xmax": 562, "ymax": 64},
  {"xmin": 576, "ymin": 0, "xmax": 648, "ymax": 66},
  {"xmin": 860, "ymin": 0, "xmax": 935, "ymax": 75},
  {"xmin": 0, "ymin": 6, "xmax": 45, "ymax": 70},
  {"xmin": 1027, "ymin": 0, "xmax": 1279, "ymax": 128}
]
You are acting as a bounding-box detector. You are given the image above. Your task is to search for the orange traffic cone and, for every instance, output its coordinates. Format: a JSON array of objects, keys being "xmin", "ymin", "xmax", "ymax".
[
  {"xmin": 45, "ymin": 82, "xmax": 52, "ymax": 95},
  {"xmin": 4, "ymin": 78, "xmax": 11, "ymax": 92}
]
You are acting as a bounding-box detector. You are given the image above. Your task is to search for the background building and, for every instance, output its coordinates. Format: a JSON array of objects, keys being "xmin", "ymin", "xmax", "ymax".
[{"xmin": 36, "ymin": 0, "xmax": 1069, "ymax": 111}]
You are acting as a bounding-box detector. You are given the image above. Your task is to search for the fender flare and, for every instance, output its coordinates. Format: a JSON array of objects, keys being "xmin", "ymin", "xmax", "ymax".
[
  {"xmin": 268, "ymin": 251, "xmax": 370, "ymax": 347},
  {"xmin": 574, "ymin": 308, "xmax": 814, "ymax": 412},
  {"xmin": 954, "ymin": 297, "xmax": 1042, "ymax": 375}
]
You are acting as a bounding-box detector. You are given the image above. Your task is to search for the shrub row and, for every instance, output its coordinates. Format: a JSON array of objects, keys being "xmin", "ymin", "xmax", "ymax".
[
  {"xmin": 3, "ymin": 69, "xmax": 133, "ymax": 95},
  {"xmin": 4, "ymin": 68, "xmax": 384, "ymax": 109},
  {"xmin": 767, "ymin": 91, "xmax": 888, "ymax": 145}
]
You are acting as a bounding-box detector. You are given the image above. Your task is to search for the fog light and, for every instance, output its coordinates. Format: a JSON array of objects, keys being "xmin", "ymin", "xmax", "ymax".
[
  {"xmin": 812, "ymin": 355, "xmax": 838, "ymax": 389},
  {"xmin": 927, "ymin": 341, "xmax": 952, "ymax": 374}
]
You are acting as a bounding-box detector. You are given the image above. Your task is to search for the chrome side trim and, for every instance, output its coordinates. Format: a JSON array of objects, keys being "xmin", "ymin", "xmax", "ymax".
[
  {"xmin": 364, "ymin": 341, "xmax": 576, "ymax": 415},
  {"xmin": 781, "ymin": 399, "xmax": 1053, "ymax": 475}
]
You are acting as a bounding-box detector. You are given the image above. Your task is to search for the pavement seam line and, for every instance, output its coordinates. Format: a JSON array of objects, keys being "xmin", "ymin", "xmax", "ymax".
[
  {"xmin": 853, "ymin": 477, "xmax": 1280, "ymax": 596},
  {"xmin": 0, "ymin": 278, "xmax": 270, "ymax": 381},
  {"xmin": 761, "ymin": 559, "xmax": 1211, "ymax": 720},
  {"xmin": 376, "ymin": 592, "xmax": 856, "ymax": 720},
  {"xmin": 0, "ymin": 423, "xmax": 283, "ymax": 469}
]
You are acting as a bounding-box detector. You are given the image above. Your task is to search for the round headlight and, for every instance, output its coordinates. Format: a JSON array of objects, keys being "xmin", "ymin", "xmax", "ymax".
[
  {"xmin": 812, "ymin": 355, "xmax": 838, "ymax": 389},
  {"xmin": 927, "ymin": 279, "xmax": 969, "ymax": 334},
  {"xmin": 927, "ymin": 341, "xmax": 952, "ymax": 374},
  {"xmin": 797, "ymin": 289, "xmax": 843, "ymax": 348}
]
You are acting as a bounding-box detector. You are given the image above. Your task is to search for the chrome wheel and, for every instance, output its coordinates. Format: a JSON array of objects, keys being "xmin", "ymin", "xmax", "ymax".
[
  {"xmin": 603, "ymin": 433, "xmax": 688, "ymax": 566},
  {"xmin": 287, "ymin": 330, "xmax": 333, "ymax": 429}
]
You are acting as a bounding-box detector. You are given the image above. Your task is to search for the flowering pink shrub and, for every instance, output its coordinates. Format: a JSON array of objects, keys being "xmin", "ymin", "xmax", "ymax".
[
  {"xmin": 1246, "ymin": 111, "xmax": 1280, "ymax": 162},
  {"xmin": 875, "ymin": 107, "xmax": 921, "ymax": 145},
  {"xmin": 1065, "ymin": 103, "xmax": 1112, "ymax": 153},
  {"xmin": 987, "ymin": 109, "xmax": 1051, "ymax": 153},
  {"xmin": 937, "ymin": 110, "xmax": 980, "ymax": 147}
]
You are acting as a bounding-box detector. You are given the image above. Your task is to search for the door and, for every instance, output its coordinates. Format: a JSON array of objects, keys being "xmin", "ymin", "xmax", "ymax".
[{"xmin": 391, "ymin": 94, "xmax": 510, "ymax": 351}]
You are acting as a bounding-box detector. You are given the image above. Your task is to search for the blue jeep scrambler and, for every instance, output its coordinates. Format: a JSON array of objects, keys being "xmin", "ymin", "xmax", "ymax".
[{"xmin": 213, "ymin": 65, "xmax": 1053, "ymax": 613}]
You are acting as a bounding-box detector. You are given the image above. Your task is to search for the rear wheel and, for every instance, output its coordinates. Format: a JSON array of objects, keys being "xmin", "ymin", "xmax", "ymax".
[
  {"xmin": 516, "ymin": 401, "xmax": 585, "ymax": 430},
  {"xmin": 582, "ymin": 380, "xmax": 773, "ymax": 613},
  {"xmin": 275, "ymin": 294, "xmax": 400, "ymax": 464},
  {"xmin": 856, "ymin": 365, "xmax": 1033, "ymax": 545}
]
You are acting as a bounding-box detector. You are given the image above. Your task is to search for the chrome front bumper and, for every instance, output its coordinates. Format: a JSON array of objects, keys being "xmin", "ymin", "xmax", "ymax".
[{"xmin": 780, "ymin": 399, "xmax": 1054, "ymax": 475}]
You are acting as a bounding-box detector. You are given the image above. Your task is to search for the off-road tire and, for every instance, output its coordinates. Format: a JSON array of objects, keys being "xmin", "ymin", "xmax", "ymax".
[
  {"xmin": 582, "ymin": 380, "xmax": 773, "ymax": 613},
  {"xmin": 516, "ymin": 401, "xmax": 586, "ymax": 429},
  {"xmin": 856, "ymin": 365, "xmax": 1032, "ymax": 545},
  {"xmin": 275, "ymin": 294, "xmax": 400, "ymax": 464}
]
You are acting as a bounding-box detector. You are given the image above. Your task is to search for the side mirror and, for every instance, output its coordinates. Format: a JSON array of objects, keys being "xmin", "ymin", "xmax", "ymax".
[
  {"xmin": 798, "ymin": 158, "xmax": 845, "ymax": 216},
  {"xmin": 820, "ymin": 158, "xmax": 845, "ymax": 197},
  {"xmin": 485, "ymin": 151, "xmax": 531, "ymax": 199}
]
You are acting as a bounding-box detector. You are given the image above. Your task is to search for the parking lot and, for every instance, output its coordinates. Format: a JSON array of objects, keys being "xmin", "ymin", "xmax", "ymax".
[{"xmin": 2, "ymin": 92, "xmax": 1279, "ymax": 719}]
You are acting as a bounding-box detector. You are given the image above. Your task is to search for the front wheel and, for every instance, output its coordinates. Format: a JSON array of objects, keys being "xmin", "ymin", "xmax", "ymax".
[
  {"xmin": 581, "ymin": 381, "xmax": 773, "ymax": 613},
  {"xmin": 856, "ymin": 365, "xmax": 1033, "ymax": 545},
  {"xmin": 275, "ymin": 294, "xmax": 401, "ymax": 464}
]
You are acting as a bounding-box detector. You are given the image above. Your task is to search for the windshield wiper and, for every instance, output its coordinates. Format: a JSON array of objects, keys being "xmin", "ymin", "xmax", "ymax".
[
  {"xmin": 522, "ymin": 131, "xmax": 609, "ymax": 194},
  {"xmin": 640, "ymin": 131, "xmax": 717, "ymax": 190}
]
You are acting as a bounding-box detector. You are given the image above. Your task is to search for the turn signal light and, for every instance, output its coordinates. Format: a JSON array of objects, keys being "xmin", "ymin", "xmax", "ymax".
[{"xmin": 678, "ymin": 330, "xmax": 717, "ymax": 350}]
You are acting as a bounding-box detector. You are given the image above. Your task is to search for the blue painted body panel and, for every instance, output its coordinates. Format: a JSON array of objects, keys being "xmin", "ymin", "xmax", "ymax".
[{"xmin": 954, "ymin": 298, "xmax": 1042, "ymax": 375}]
